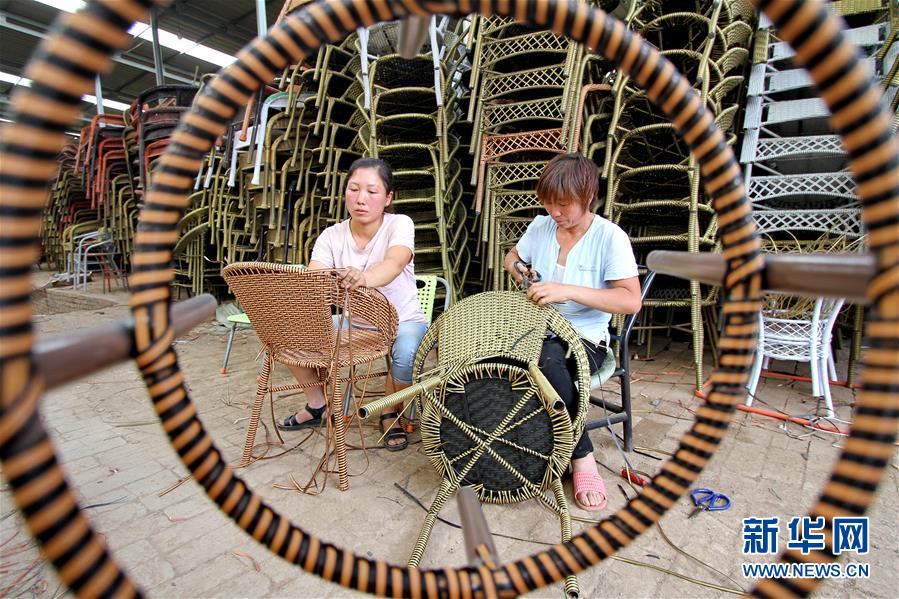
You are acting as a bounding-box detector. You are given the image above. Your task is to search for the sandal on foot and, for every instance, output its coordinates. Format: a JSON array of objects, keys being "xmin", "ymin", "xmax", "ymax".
[
  {"xmin": 379, "ymin": 411, "xmax": 408, "ymax": 452},
  {"xmin": 277, "ymin": 404, "xmax": 325, "ymax": 431},
  {"xmin": 572, "ymin": 471, "xmax": 608, "ymax": 512}
]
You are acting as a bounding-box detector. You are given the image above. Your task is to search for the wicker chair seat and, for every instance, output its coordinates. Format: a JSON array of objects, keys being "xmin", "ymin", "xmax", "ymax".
[
  {"xmin": 421, "ymin": 362, "xmax": 573, "ymax": 505},
  {"xmin": 274, "ymin": 329, "xmax": 389, "ymax": 367}
]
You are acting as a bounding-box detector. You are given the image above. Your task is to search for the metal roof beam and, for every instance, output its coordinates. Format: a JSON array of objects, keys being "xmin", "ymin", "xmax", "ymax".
[{"xmin": 0, "ymin": 11, "xmax": 197, "ymax": 85}]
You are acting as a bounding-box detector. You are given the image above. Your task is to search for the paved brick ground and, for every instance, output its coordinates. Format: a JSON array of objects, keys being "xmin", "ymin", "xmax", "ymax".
[{"xmin": 1, "ymin": 278, "xmax": 896, "ymax": 598}]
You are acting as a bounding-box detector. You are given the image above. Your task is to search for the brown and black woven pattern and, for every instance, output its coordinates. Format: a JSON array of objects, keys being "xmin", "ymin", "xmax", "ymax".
[{"xmin": 0, "ymin": 1, "xmax": 895, "ymax": 599}]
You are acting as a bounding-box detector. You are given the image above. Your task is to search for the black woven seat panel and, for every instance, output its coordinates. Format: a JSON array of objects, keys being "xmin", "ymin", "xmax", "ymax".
[
  {"xmin": 374, "ymin": 57, "xmax": 433, "ymax": 88},
  {"xmin": 440, "ymin": 376, "xmax": 552, "ymax": 492}
]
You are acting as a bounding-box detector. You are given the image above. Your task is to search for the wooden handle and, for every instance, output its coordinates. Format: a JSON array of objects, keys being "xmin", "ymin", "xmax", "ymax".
[
  {"xmin": 646, "ymin": 251, "xmax": 874, "ymax": 304},
  {"xmin": 458, "ymin": 487, "xmax": 498, "ymax": 568},
  {"xmin": 398, "ymin": 15, "xmax": 430, "ymax": 59},
  {"xmin": 35, "ymin": 294, "xmax": 217, "ymax": 390}
]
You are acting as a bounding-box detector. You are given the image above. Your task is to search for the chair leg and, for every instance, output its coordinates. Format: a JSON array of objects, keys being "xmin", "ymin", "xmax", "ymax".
[
  {"xmin": 329, "ymin": 372, "xmax": 350, "ymax": 491},
  {"xmin": 342, "ymin": 364, "xmax": 359, "ymax": 419},
  {"xmin": 221, "ymin": 323, "xmax": 238, "ymax": 374},
  {"xmin": 619, "ymin": 369, "xmax": 633, "ymax": 452},
  {"xmin": 827, "ymin": 348, "xmax": 838, "ymax": 381},
  {"xmin": 551, "ymin": 478, "xmax": 579, "ymax": 598},
  {"xmin": 747, "ymin": 352, "xmax": 764, "ymax": 405},
  {"xmin": 408, "ymin": 478, "xmax": 456, "ymax": 568},
  {"xmin": 810, "ymin": 345, "xmax": 821, "ymax": 398},
  {"xmin": 820, "ymin": 356, "xmax": 835, "ymax": 418},
  {"xmin": 239, "ymin": 353, "xmax": 273, "ymax": 467}
]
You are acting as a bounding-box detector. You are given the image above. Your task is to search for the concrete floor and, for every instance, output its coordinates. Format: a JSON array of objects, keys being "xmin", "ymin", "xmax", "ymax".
[{"xmin": 2, "ymin": 276, "xmax": 896, "ymax": 598}]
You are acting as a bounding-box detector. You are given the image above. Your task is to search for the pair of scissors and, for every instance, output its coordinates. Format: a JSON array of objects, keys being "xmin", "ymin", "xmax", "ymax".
[
  {"xmin": 688, "ymin": 488, "xmax": 731, "ymax": 518},
  {"xmin": 513, "ymin": 260, "xmax": 542, "ymax": 289}
]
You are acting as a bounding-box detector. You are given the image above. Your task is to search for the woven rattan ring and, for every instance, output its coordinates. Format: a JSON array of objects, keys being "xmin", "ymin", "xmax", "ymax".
[{"xmin": 0, "ymin": 1, "xmax": 896, "ymax": 598}]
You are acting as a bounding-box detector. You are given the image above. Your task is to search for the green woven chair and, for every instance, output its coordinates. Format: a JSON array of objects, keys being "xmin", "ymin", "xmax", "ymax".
[
  {"xmin": 414, "ymin": 274, "xmax": 451, "ymax": 323},
  {"xmin": 359, "ymin": 291, "xmax": 589, "ymax": 598},
  {"xmin": 220, "ymin": 312, "xmax": 252, "ymax": 375}
]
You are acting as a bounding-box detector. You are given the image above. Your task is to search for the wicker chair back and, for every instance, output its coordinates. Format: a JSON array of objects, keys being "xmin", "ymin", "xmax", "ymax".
[{"xmin": 222, "ymin": 262, "xmax": 398, "ymax": 360}]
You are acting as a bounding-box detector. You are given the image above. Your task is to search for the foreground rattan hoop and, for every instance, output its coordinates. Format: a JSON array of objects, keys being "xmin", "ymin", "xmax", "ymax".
[{"xmin": 0, "ymin": 1, "xmax": 895, "ymax": 598}]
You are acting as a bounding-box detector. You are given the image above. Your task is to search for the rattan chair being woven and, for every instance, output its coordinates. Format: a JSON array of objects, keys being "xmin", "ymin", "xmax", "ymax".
[
  {"xmin": 359, "ymin": 291, "xmax": 589, "ymax": 597},
  {"xmin": 221, "ymin": 263, "xmax": 398, "ymax": 491}
]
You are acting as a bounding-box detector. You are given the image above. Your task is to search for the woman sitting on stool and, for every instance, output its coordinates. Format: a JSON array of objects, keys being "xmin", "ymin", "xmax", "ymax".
[
  {"xmin": 276, "ymin": 157, "xmax": 428, "ymax": 451},
  {"xmin": 504, "ymin": 153, "xmax": 642, "ymax": 511}
]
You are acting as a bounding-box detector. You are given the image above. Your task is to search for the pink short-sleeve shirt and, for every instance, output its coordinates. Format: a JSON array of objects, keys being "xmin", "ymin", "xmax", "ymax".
[{"xmin": 310, "ymin": 213, "xmax": 427, "ymax": 324}]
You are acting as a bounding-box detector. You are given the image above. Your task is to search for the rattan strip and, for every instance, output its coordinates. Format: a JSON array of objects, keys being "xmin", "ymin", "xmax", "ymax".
[{"xmin": 0, "ymin": 0, "xmax": 895, "ymax": 598}]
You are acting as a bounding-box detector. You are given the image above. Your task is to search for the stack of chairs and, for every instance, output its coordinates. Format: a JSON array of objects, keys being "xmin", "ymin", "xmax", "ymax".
[
  {"xmin": 50, "ymin": 114, "xmax": 131, "ymax": 290},
  {"xmin": 131, "ymin": 85, "xmax": 199, "ymax": 198},
  {"xmin": 601, "ymin": 0, "xmax": 755, "ymax": 388},
  {"xmin": 741, "ymin": 0, "xmax": 895, "ymax": 382},
  {"xmin": 200, "ymin": 141, "xmax": 255, "ymax": 268},
  {"xmin": 350, "ymin": 19, "xmax": 472, "ymax": 298},
  {"xmin": 223, "ymin": 35, "xmax": 362, "ymax": 267},
  {"xmin": 203, "ymin": 18, "xmax": 477, "ymax": 298},
  {"xmin": 467, "ymin": 15, "xmax": 587, "ymax": 290},
  {"xmin": 43, "ymin": 144, "xmax": 86, "ymax": 271}
]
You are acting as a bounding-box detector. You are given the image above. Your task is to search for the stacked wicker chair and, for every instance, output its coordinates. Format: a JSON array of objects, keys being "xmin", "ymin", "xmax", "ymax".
[
  {"xmin": 467, "ymin": 16, "xmax": 582, "ymax": 288},
  {"xmin": 740, "ymin": 0, "xmax": 894, "ymax": 383},
  {"xmin": 43, "ymin": 145, "xmax": 88, "ymax": 271},
  {"xmin": 353, "ymin": 19, "xmax": 472, "ymax": 298},
  {"xmin": 131, "ymin": 85, "xmax": 199, "ymax": 198},
  {"xmin": 44, "ymin": 113, "xmax": 132, "ymax": 289},
  {"xmin": 466, "ymin": 17, "xmax": 587, "ymax": 290},
  {"xmin": 601, "ymin": 0, "xmax": 756, "ymax": 387},
  {"xmin": 359, "ymin": 291, "xmax": 589, "ymax": 597}
]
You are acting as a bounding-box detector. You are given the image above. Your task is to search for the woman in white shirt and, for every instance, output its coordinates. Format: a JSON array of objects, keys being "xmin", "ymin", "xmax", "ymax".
[
  {"xmin": 504, "ymin": 153, "xmax": 642, "ymax": 511},
  {"xmin": 276, "ymin": 158, "xmax": 428, "ymax": 452}
]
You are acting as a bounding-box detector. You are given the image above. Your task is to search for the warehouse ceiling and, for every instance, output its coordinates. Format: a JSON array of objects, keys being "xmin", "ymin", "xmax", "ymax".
[{"xmin": 0, "ymin": 0, "xmax": 288, "ymax": 130}]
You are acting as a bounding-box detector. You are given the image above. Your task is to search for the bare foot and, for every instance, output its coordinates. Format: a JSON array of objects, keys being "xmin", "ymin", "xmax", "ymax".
[{"xmin": 379, "ymin": 412, "xmax": 408, "ymax": 451}]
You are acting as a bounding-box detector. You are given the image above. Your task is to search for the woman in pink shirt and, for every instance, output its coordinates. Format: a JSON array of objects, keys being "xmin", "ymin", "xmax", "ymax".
[{"xmin": 276, "ymin": 158, "xmax": 428, "ymax": 451}]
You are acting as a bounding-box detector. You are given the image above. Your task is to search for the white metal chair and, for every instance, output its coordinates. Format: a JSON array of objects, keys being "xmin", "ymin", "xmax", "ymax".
[
  {"xmin": 745, "ymin": 209, "xmax": 864, "ymax": 418},
  {"xmin": 747, "ymin": 297, "xmax": 845, "ymax": 418}
]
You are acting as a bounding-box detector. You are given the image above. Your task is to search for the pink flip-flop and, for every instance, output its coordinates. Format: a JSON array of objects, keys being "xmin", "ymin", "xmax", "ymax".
[{"xmin": 572, "ymin": 471, "xmax": 608, "ymax": 512}]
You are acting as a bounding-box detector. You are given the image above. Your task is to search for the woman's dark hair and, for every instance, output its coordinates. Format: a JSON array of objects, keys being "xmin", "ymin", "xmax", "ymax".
[
  {"xmin": 536, "ymin": 153, "xmax": 600, "ymax": 212},
  {"xmin": 347, "ymin": 157, "xmax": 393, "ymax": 195}
]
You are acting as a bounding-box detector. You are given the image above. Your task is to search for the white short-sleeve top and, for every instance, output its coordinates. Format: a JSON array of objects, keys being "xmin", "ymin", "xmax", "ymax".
[{"xmin": 516, "ymin": 214, "xmax": 638, "ymax": 344}]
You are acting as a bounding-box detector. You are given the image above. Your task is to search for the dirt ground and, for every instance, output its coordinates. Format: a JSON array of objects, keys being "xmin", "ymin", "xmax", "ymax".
[{"xmin": 1, "ymin": 274, "xmax": 896, "ymax": 598}]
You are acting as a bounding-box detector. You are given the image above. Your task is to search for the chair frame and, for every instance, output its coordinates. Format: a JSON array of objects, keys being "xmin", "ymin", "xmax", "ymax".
[
  {"xmin": 222, "ymin": 263, "xmax": 398, "ymax": 491},
  {"xmin": 585, "ymin": 270, "xmax": 656, "ymax": 452},
  {"xmin": 358, "ymin": 290, "xmax": 589, "ymax": 596}
]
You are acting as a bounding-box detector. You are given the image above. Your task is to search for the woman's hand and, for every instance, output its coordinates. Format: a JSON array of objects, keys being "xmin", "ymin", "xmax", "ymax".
[
  {"xmin": 510, "ymin": 260, "xmax": 529, "ymax": 284},
  {"xmin": 338, "ymin": 267, "xmax": 367, "ymax": 290},
  {"xmin": 526, "ymin": 281, "xmax": 569, "ymax": 305}
]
